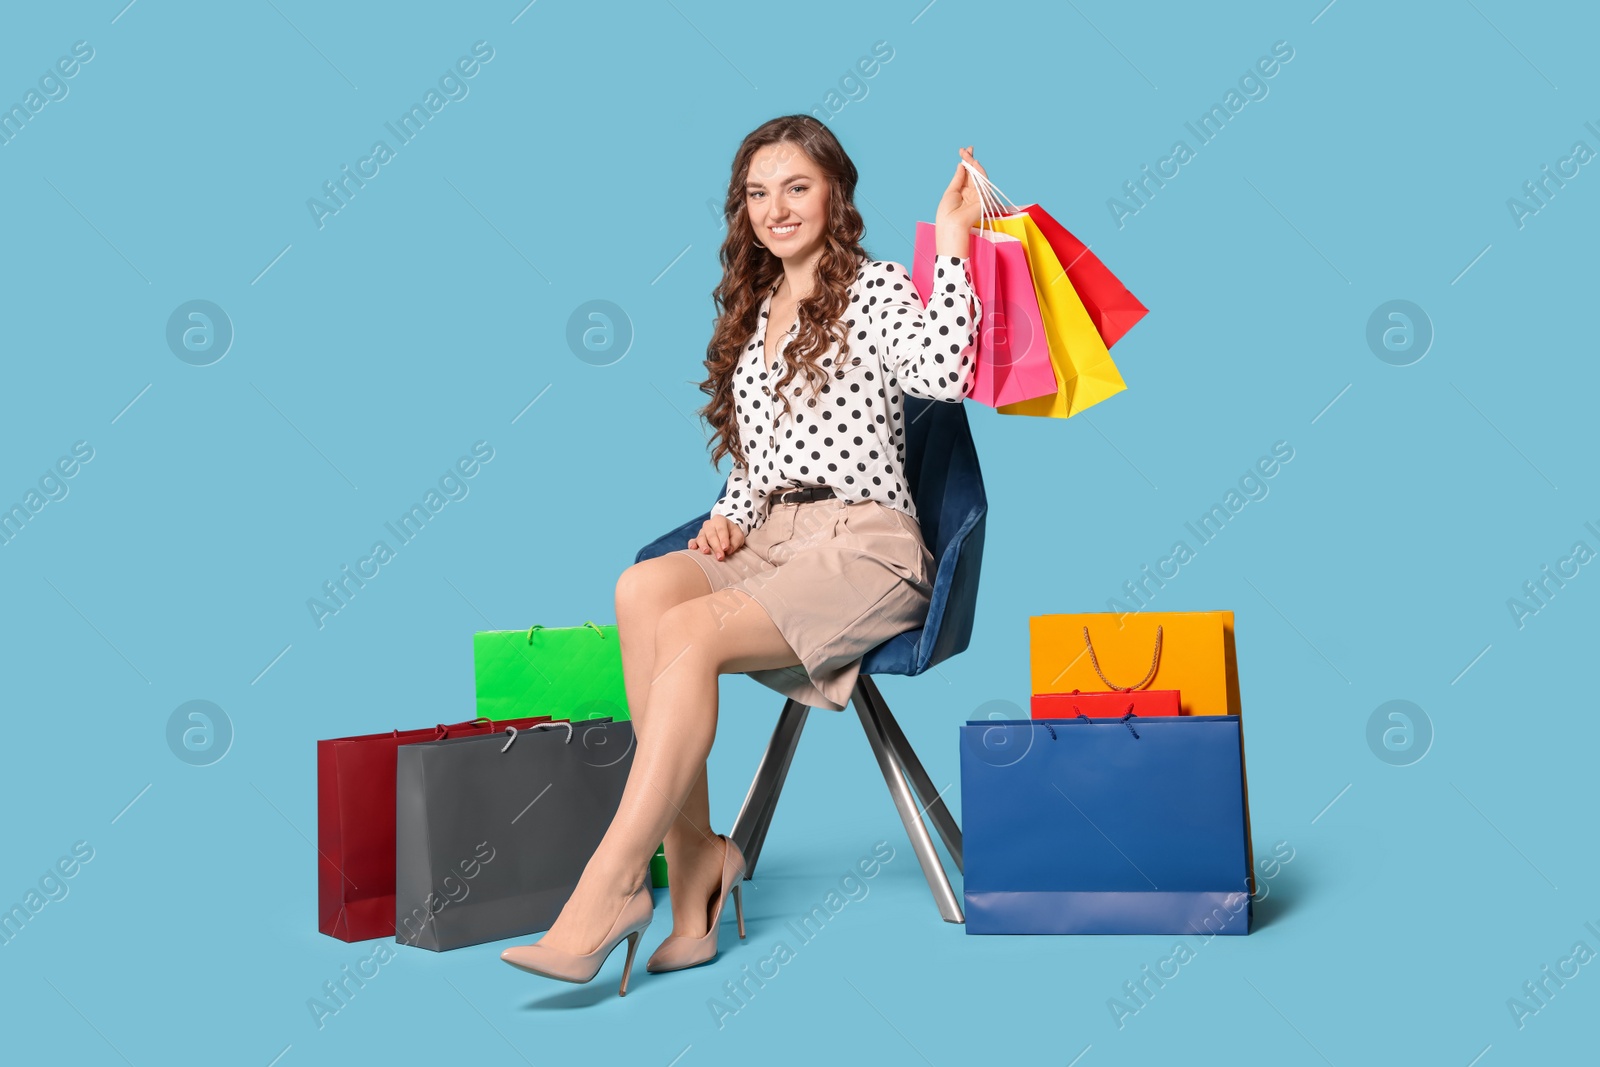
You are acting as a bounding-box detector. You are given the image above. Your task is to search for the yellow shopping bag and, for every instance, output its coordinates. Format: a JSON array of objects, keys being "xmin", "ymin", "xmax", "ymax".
[
  {"xmin": 1028, "ymin": 610, "xmax": 1241, "ymax": 719},
  {"xmin": 987, "ymin": 212, "xmax": 1128, "ymax": 419}
]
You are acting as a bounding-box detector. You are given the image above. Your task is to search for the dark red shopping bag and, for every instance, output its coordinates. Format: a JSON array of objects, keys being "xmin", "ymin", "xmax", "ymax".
[
  {"xmin": 1032, "ymin": 689, "xmax": 1181, "ymax": 719},
  {"xmin": 1021, "ymin": 204, "xmax": 1148, "ymax": 348},
  {"xmin": 318, "ymin": 715, "xmax": 551, "ymax": 942}
]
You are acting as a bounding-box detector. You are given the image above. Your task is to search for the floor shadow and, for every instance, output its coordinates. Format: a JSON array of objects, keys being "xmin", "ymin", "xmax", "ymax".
[
  {"xmin": 1250, "ymin": 867, "xmax": 1308, "ymax": 931},
  {"xmin": 520, "ymin": 981, "xmax": 629, "ymax": 1010},
  {"xmin": 737, "ymin": 918, "xmax": 782, "ymax": 942}
]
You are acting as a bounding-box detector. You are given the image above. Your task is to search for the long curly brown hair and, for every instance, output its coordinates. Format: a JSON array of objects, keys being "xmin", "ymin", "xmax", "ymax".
[{"xmin": 697, "ymin": 115, "xmax": 870, "ymax": 473}]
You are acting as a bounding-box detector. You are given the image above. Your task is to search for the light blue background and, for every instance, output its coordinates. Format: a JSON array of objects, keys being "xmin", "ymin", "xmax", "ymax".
[{"xmin": 2, "ymin": 1, "xmax": 1595, "ymax": 1064}]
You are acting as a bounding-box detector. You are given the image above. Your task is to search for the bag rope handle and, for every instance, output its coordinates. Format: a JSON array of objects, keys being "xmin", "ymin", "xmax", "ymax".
[
  {"xmin": 423, "ymin": 715, "xmax": 496, "ymax": 739},
  {"xmin": 501, "ymin": 720, "xmax": 573, "ymax": 752},
  {"xmin": 960, "ymin": 158, "xmax": 1024, "ymax": 215},
  {"xmin": 1068, "ymin": 708, "xmax": 1141, "ymax": 739},
  {"xmin": 959, "ymin": 158, "xmax": 1005, "ymax": 233},
  {"xmin": 1081, "ymin": 624, "xmax": 1163, "ymax": 692},
  {"xmin": 526, "ymin": 621, "xmax": 607, "ymax": 644},
  {"xmin": 959, "ymin": 158, "xmax": 1005, "ymax": 221}
]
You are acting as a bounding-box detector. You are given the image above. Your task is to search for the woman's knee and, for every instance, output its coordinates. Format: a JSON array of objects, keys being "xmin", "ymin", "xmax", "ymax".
[
  {"xmin": 615, "ymin": 561, "xmax": 652, "ymax": 616},
  {"xmin": 616, "ymin": 555, "xmax": 709, "ymax": 619},
  {"xmin": 615, "ymin": 560, "xmax": 671, "ymax": 627}
]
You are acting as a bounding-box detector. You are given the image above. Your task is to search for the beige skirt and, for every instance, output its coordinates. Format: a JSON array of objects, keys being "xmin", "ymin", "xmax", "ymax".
[{"xmin": 672, "ymin": 496, "xmax": 935, "ymax": 712}]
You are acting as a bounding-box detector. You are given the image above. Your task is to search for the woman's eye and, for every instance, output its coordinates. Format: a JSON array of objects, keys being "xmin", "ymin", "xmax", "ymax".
[{"xmin": 790, "ymin": 185, "xmax": 807, "ymax": 194}]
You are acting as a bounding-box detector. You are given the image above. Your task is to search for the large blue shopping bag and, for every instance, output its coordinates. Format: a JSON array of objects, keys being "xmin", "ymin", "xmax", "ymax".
[{"xmin": 959, "ymin": 716, "xmax": 1253, "ymax": 935}]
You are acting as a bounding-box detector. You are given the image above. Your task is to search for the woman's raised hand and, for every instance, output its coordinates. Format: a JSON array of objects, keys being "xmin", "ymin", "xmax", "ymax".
[
  {"xmin": 935, "ymin": 145, "xmax": 989, "ymax": 241},
  {"xmin": 688, "ymin": 513, "xmax": 746, "ymax": 561}
]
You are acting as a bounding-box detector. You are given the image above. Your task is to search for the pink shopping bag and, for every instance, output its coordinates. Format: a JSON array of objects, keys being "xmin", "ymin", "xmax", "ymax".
[{"xmin": 912, "ymin": 221, "xmax": 1056, "ymax": 409}]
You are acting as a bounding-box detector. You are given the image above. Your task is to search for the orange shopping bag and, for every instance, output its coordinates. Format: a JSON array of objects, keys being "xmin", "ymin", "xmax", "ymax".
[{"xmin": 1028, "ymin": 610, "xmax": 1241, "ymax": 718}]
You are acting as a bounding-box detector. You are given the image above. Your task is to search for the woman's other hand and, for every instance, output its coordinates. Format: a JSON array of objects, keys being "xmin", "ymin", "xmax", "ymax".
[
  {"xmin": 688, "ymin": 513, "xmax": 746, "ymax": 561},
  {"xmin": 935, "ymin": 146, "xmax": 989, "ymax": 257}
]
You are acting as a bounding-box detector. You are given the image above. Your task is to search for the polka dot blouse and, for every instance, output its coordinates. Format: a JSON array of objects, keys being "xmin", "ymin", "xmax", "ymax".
[{"xmin": 711, "ymin": 254, "xmax": 981, "ymax": 534}]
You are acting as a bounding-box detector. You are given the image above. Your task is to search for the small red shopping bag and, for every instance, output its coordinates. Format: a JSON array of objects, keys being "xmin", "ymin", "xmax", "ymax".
[{"xmin": 1031, "ymin": 689, "xmax": 1181, "ymax": 719}]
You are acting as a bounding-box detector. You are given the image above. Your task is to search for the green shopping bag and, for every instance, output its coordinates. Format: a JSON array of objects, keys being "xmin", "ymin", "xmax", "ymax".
[
  {"xmin": 649, "ymin": 846, "xmax": 668, "ymax": 889},
  {"xmin": 473, "ymin": 621, "xmax": 628, "ymax": 723},
  {"xmin": 472, "ymin": 620, "xmax": 669, "ymax": 888}
]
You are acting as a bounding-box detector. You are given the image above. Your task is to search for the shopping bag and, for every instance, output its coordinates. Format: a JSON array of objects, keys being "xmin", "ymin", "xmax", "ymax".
[
  {"xmin": 1029, "ymin": 611, "xmax": 1240, "ymax": 719},
  {"xmin": 1032, "ymin": 689, "xmax": 1180, "ymax": 718},
  {"xmin": 1021, "ymin": 204, "xmax": 1147, "ymax": 348},
  {"xmin": 1030, "ymin": 610, "xmax": 1255, "ymax": 884},
  {"xmin": 987, "ymin": 211, "xmax": 1127, "ymax": 419},
  {"xmin": 473, "ymin": 620, "xmax": 671, "ymax": 890},
  {"xmin": 473, "ymin": 621, "xmax": 629, "ymax": 723},
  {"xmin": 317, "ymin": 714, "xmax": 551, "ymax": 943},
  {"xmin": 960, "ymin": 716, "xmax": 1252, "ymax": 934},
  {"xmin": 394, "ymin": 718, "xmax": 635, "ymax": 951},
  {"xmin": 650, "ymin": 844, "xmax": 668, "ymax": 890},
  {"xmin": 911, "ymin": 221, "xmax": 1056, "ymax": 408},
  {"xmin": 963, "ymin": 162, "xmax": 1146, "ymax": 347},
  {"xmin": 952, "ymin": 160, "xmax": 1127, "ymax": 419}
]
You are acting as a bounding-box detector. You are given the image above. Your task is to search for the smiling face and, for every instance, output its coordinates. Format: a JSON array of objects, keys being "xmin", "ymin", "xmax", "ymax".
[{"xmin": 744, "ymin": 141, "xmax": 829, "ymax": 266}]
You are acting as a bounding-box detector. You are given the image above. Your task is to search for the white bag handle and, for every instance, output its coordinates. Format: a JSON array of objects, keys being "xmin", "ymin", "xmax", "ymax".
[
  {"xmin": 500, "ymin": 719, "xmax": 574, "ymax": 752},
  {"xmin": 961, "ymin": 158, "xmax": 1005, "ymax": 229},
  {"xmin": 961, "ymin": 158, "xmax": 1024, "ymax": 216}
]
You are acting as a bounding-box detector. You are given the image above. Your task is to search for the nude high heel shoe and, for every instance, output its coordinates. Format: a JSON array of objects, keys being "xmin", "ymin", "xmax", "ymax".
[
  {"xmin": 500, "ymin": 881, "xmax": 654, "ymax": 996},
  {"xmin": 645, "ymin": 834, "xmax": 747, "ymax": 973}
]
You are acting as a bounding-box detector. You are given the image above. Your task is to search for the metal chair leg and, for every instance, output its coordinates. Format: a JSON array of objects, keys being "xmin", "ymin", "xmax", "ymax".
[
  {"xmin": 729, "ymin": 699, "xmax": 811, "ymax": 878},
  {"xmin": 852, "ymin": 680, "xmax": 964, "ymax": 924},
  {"xmin": 855, "ymin": 676, "xmax": 963, "ymax": 874}
]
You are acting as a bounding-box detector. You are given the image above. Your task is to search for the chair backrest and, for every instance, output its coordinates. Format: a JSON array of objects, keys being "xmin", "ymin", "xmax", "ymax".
[
  {"xmin": 899, "ymin": 396, "xmax": 978, "ymax": 568},
  {"xmin": 634, "ymin": 395, "xmax": 987, "ymax": 678},
  {"xmin": 861, "ymin": 396, "xmax": 987, "ymax": 676}
]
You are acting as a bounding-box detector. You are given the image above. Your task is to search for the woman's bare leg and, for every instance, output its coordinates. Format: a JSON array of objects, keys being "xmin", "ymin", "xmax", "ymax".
[
  {"xmin": 614, "ymin": 555, "xmax": 726, "ymax": 937},
  {"xmin": 534, "ymin": 587, "xmax": 801, "ymax": 956}
]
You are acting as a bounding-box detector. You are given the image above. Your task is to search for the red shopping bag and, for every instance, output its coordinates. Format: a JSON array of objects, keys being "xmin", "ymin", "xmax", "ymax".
[
  {"xmin": 1021, "ymin": 204, "xmax": 1147, "ymax": 348},
  {"xmin": 911, "ymin": 221, "xmax": 1056, "ymax": 408},
  {"xmin": 317, "ymin": 714, "xmax": 551, "ymax": 942},
  {"xmin": 1031, "ymin": 689, "xmax": 1181, "ymax": 719}
]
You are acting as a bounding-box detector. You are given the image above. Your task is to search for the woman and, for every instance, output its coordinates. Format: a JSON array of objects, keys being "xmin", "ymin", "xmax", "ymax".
[{"xmin": 501, "ymin": 114, "xmax": 987, "ymax": 995}]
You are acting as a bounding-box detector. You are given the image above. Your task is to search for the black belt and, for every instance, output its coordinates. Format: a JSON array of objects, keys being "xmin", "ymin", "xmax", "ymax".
[{"xmin": 770, "ymin": 485, "xmax": 836, "ymax": 506}]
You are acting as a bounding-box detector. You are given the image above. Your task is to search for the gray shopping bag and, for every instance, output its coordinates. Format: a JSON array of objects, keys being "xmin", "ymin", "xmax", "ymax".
[{"xmin": 394, "ymin": 718, "xmax": 634, "ymax": 951}]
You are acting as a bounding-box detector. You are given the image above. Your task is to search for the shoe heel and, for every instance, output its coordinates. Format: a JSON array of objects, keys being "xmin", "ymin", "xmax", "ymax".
[
  {"xmin": 618, "ymin": 929, "xmax": 644, "ymax": 997},
  {"xmin": 732, "ymin": 883, "xmax": 746, "ymax": 940}
]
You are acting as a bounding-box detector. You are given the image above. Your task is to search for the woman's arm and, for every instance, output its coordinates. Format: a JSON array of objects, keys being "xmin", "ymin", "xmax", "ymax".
[
  {"xmin": 870, "ymin": 145, "xmax": 989, "ymax": 404},
  {"xmin": 873, "ymin": 254, "xmax": 982, "ymax": 403},
  {"xmin": 709, "ymin": 463, "xmax": 755, "ymax": 533}
]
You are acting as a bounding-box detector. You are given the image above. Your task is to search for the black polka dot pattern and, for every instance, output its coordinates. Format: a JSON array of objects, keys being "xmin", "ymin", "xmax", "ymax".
[{"xmin": 711, "ymin": 254, "xmax": 982, "ymax": 534}]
